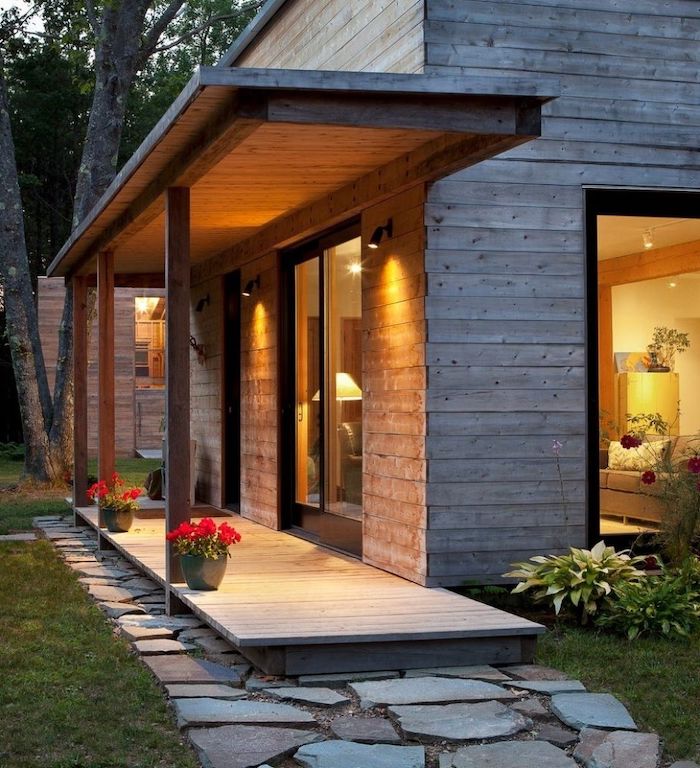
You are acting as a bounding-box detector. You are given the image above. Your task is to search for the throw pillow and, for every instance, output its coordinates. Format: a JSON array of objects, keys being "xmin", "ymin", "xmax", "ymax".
[{"xmin": 608, "ymin": 439, "xmax": 670, "ymax": 471}]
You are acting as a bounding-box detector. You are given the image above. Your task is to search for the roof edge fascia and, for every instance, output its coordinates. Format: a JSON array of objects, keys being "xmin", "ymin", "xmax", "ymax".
[{"xmin": 218, "ymin": 0, "xmax": 291, "ymax": 68}]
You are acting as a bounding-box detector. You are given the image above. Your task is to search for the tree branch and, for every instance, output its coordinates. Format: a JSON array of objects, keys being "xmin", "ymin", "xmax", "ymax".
[
  {"xmin": 150, "ymin": 13, "xmax": 241, "ymax": 55},
  {"xmin": 137, "ymin": 0, "xmax": 186, "ymax": 65},
  {"xmin": 83, "ymin": 0, "xmax": 100, "ymax": 39}
]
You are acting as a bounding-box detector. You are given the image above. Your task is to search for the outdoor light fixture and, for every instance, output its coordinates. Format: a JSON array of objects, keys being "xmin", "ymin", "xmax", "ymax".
[
  {"xmin": 368, "ymin": 219, "xmax": 393, "ymax": 249},
  {"xmin": 643, "ymin": 229, "xmax": 654, "ymax": 249},
  {"xmin": 242, "ymin": 276, "xmax": 260, "ymax": 297},
  {"xmin": 195, "ymin": 293, "xmax": 210, "ymax": 312}
]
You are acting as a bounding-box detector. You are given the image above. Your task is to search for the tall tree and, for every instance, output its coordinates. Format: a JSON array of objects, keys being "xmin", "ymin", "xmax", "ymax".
[{"xmin": 0, "ymin": 0, "xmax": 257, "ymax": 481}]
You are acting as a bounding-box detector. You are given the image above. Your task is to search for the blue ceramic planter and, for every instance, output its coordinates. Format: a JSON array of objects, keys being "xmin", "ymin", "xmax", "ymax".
[
  {"xmin": 102, "ymin": 506, "xmax": 133, "ymax": 533},
  {"xmin": 180, "ymin": 553, "xmax": 228, "ymax": 590}
]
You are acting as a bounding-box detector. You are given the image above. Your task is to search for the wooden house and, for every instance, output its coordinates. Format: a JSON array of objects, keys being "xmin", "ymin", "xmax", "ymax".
[
  {"xmin": 37, "ymin": 277, "xmax": 165, "ymax": 458},
  {"xmin": 46, "ymin": 0, "xmax": 700, "ymax": 617}
]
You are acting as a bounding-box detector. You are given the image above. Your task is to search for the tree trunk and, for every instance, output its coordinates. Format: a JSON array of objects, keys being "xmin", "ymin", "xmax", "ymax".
[{"xmin": 0, "ymin": 68, "xmax": 54, "ymax": 481}]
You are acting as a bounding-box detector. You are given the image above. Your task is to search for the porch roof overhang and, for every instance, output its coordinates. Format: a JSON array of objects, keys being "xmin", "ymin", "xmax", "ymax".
[{"xmin": 47, "ymin": 66, "xmax": 558, "ymax": 278}]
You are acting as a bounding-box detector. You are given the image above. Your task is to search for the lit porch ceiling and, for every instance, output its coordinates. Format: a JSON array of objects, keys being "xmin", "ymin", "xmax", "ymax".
[{"xmin": 47, "ymin": 67, "xmax": 558, "ymax": 278}]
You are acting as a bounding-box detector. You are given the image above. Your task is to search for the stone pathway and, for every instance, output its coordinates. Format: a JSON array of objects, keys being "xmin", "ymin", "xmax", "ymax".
[{"xmin": 33, "ymin": 515, "xmax": 697, "ymax": 768}]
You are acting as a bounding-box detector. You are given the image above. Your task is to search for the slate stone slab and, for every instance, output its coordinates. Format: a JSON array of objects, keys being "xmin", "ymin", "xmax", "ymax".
[
  {"xmin": 165, "ymin": 684, "xmax": 248, "ymax": 700},
  {"xmin": 0, "ymin": 533, "xmax": 37, "ymax": 541},
  {"xmin": 508, "ymin": 680, "xmax": 587, "ymax": 695},
  {"xmin": 120, "ymin": 625, "xmax": 175, "ymax": 642},
  {"xmin": 551, "ymin": 694, "xmax": 637, "ymax": 732},
  {"xmin": 188, "ymin": 725, "xmax": 323, "ymax": 768},
  {"xmin": 89, "ymin": 584, "xmax": 137, "ymax": 603},
  {"xmin": 669, "ymin": 762, "xmax": 700, "ymax": 768},
  {"xmin": 133, "ymin": 639, "xmax": 189, "ymax": 655},
  {"xmin": 143, "ymin": 655, "xmax": 242, "ymax": 685},
  {"xmin": 179, "ymin": 627, "xmax": 219, "ymax": 641},
  {"xmin": 390, "ymin": 701, "xmax": 532, "ymax": 742},
  {"xmin": 116, "ymin": 614, "xmax": 202, "ymax": 629},
  {"xmin": 349, "ymin": 677, "xmax": 517, "ymax": 708},
  {"xmin": 536, "ymin": 723, "xmax": 579, "ymax": 748},
  {"xmin": 294, "ymin": 741, "xmax": 425, "ymax": 768},
  {"xmin": 330, "ymin": 716, "xmax": 401, "ymax": 744},
  {"xmin": 193, "ymin": 635, "xmax": 239, "ymax": 654},
  {"xmin": 136, "ymin": 594, "xmax": 167, "ymax": 604},
  {"xmin": 574, "ymin": 728, "xmax": 661, "ymax": 768},
  {"xmin": 78, "ymin": 565, "xmax": 131, "ymax": 579},
  {"xmin": 500, "ymin": 665, "xmax": 569, "ymax": 681},
  {"xmin": 298, "ymin": 670, "xmax": 399, "ymax": 688},
  {"xmin": 266, "ymin": 686, "xmax": 350, "ymax": 708},
  {"xmin": 99, "ymin": 601, "xmax": 147, "ymax": 618},
  {"xmin": 438, "ymin": 740, "xmax": 578, "ymax": 768},
  {"xmin": 121, "ymin": 577, "xmax": 161, "ymax": 591},
  {"xmin": 511, "ymin": 698, "xmax": 548, "ymax": 718},
  {"xmin": 79, "ymin": 577, "xmax": 124, "ymax": 587},
  {"xmin": 172, "ymin": 698, "xmax": 316, "ymax": 729},
  {"xmin": 246, "ymin": 676, "xmax": 293, "ymax": 692},
  {"xmin": 403, "ymin": 665, "xmax": 509, "ymax": 682}
]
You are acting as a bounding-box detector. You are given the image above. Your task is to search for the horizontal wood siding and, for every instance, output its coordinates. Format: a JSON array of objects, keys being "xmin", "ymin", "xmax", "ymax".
[
  {"xmin": 423, "ymin": 0, "xmax": 700, "ymax": 584},
  {"xmin": 362, "ymin": 185, "xmax": 428, "ymax": 582},
  {"xmin": 38, "ymin": 277, "xmax": 164, "ymax": 458},
  {"xmin": 236, "ymin": 0, "xmax": 424, "ymax": 73}
]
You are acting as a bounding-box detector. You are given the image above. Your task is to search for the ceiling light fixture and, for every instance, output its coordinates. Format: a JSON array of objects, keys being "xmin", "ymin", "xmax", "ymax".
[
  {"xmin": 242, "ymin": 276, "xmax": 260, "ymax": 297},
  {"xmin": 368, "ymin": 219, "xmax": 393, "ymax": 249}
]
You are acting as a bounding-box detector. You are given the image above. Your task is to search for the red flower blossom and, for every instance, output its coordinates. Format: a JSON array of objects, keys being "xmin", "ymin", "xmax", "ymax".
[
  {"xmin": 620, "ymin": 434, "xmax": 642, "ymax": 450},
  {"xmin": 687, "ymin": 456, "xmax": 700, "ymax": 474},
  {"xmin": 166, "ymin": 518, "xmax": 242, "ymax": 558},
  {"xmin": 641, "ymin": 470, "xmax": 656, "ymax": 485}
]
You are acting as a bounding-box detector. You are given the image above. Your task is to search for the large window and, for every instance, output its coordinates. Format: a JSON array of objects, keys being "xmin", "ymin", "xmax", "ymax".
[
  {"xmin": 592, "ymin": 197, "xmax": 700, "ymax": 538},
  {"xmin": 134, "ymin": 296, "xmax": 165, "ymax": 389}
]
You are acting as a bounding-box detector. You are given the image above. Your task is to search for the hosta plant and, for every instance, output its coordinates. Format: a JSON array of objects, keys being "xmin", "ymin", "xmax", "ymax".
[
  {"xmin": 596, "ymin": 564, "xmax": 700, "ymax": 640},
  {"xmin": 504, "ymin": 541, "xmax": 645, "ymax": 623}
]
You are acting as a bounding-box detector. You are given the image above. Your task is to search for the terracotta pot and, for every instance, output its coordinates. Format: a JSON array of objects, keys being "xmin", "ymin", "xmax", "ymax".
[
  {"xmin": 102, "ymin": 506, "xmax": 134, "ymax": 533},
  {"xmin": 180, "ymin": 553, "xmax": 228, "ymax": 590}
]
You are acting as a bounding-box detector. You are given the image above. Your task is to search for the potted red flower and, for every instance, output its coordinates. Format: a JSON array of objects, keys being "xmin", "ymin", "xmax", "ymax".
[
  {"xmin": 166, "ymin": 517, "xmax": 242, "ymax": 590},
  {"xmin": 88, "ymin": 473, "xmax": 142, "ymax": 533}
]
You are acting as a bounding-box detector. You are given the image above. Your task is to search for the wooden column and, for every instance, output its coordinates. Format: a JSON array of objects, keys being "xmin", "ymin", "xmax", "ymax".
[
  {"xmin": 72, "ymin": 275, "xmax": 89, "ymax": 522},
  {"xmin": 598, "ymin": 284, "xmax": 616, "ymax": 440},
  {"xmin": 97, "ymin": 251, "xmax": 115, "ymax": 527},
  {"xmin": 165, "ymin": 187, "xmax": 191, "ymax": 607}
]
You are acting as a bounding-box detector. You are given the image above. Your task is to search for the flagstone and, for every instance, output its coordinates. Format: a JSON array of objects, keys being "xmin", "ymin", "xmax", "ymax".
[
  {"xmin": 535, "ymin": 723, "xmax": 579, "ymax": 748},
  {"xmin": 137, "ymin": 594, "xmax": 167, "ymax": 604},
  {"xmin": 403, "ymin": 665, "xmax": 509, "ymax": 682},
  {"xmin": 121, "ymin": 577, "xmax": 161, "ymax": 591},
  {"xmin": 142, "ymin": 655, "xmax": 243, "ymax": 685},
  {"xmin": 551, "ymin": 694, "xmax": 637, "ymax": 731},
  {"xmin": 574, "ymin": 728, "xmax": 660, "ymax": 768},
  {"xmin": 116, "ymin": 614, "xmax": 203, "ymax": 630},
  {"xmin": 390, "ymin": 701, "xmax": 531, "ymax": 742},
  {"xmin": 172, "ymin": 698, "xmax": 316, "ymax": 729},
  {"xmin": 511, "ymin": 698, "xmax": 548, "ymax": 718},
  {"xmin": 88, "ymin": 584, "xmax": 135, "ymax": 603},
  {"xmin": 298, "ymin": 670, "xmax": 399, "ymax": 688},
  {"xmin": 165, "ymin": 684, "xmax": 248, "ymax": 700},
  {"xmin": 330, "ymin": 716, "xmax": 401, "ymax": 744},
  {"xmin": 120, "ymin": 625, "xmax": 175, "ymax": 641},
  {"xmin": 132, "ymin": 638, "xmax": 189, "ymax": 655},
  {"xmin": 349, "ymin": 677, "xmax": 518, "ymax": 708},
  {"xmin": 508, "ymin": 680, "xmax": 587, "ymax": 695},
  {"xmin": 438, "ymin": 740, "xmax": 577, "ymax": 768},
  {"xmin": 188, "ymin": 725, "xmax": 323, "ymax": 768},
  {"xmin": 0, "ymin": 533, "xmax": 37, "ymax": 541},
  {"xmin": 246, "ymin": 676, "xmax": 295, "ymax": 692},
  {"xmin": 178, "ymin": 627, "xmax": 219, "ymax": 641},
  {"xmin": 77, "ymin": 565, "xmax": 131, "ymax": 579},
  {"xmin": 265, "ymin": 686, "xmax": 350, "ymax": 708},
  {"xmin": 294, "ymin": 741, "xmax": 424, "ymax": 768},
  {"xmin": 500, "ymin": 665, "xmax": 569, "ymax": 681},
  {"xmin": 192, "ymin": 635, "xmax": 239, "ymax": 654},
  {"xmin": 99, "ymin": 601, "xmax": 147, "ymax": 618}
]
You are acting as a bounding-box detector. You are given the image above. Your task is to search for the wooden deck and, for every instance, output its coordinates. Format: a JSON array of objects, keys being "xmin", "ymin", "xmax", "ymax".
[{"xmin": 76, "ymin": 507, "xmax": 545, "ymax": 675}]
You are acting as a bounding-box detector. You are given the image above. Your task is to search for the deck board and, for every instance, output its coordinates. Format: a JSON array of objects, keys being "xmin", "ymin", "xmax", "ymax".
[{"xmin": 76, "ymin": 508, "xmax": 544, "ymax": 672}]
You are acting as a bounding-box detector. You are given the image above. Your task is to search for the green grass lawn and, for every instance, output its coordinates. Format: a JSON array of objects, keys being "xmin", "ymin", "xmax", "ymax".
[
  {"xmin": 537, "ymin": 624, "xmax": 700, "ymax": 762},
  {"xmin": 0, "ymin": 540, "xmax": 198, "ymax": 768}
]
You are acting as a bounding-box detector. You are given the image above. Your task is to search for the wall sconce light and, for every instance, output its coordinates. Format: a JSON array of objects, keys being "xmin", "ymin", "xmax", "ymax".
[
  {"xmin": 242, "ymin": 276, "xmax": 260, "ymax": 297},
  {"xmin": 189, "ymin": 335, "xmax": 206, "ymax": 365},
  {"xmin": 195, "ymin": 293, "xmax": 210, "ymax": 312},
  {"xmin": 642, "ymin": 229, "xmax": 654, "ymax": 249},
  {"xmin": 368, "ymin": 219, "xmax": 393, "ymax": 249}
]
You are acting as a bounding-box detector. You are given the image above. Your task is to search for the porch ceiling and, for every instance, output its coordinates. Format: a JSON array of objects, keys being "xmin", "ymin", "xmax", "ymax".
[{"xmin": 47, "ymin": 67, "xmax": 558, "ymax": 278}]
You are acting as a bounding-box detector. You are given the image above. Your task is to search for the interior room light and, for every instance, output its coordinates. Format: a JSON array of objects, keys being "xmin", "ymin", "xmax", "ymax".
[
  {"xmin": 348, "ymin": 261, "xmax": 362, "ymax": 275},
  {"xmin": 312, "ymin": 372, "xmax": 362, "ymax": 402},
  {"xmin": 368, "ymin": 219, "xmax": 393, "ymax": 249},
  {"xmin": 669, "ymin": 281, "xmax": 677, "ymax": 288},
  {"xmin": 242, "ymin": 276, "xmax": 260, "ymax": 297},
  {"xmin": 135, "ymin": 296, "xmax": 160, "ymax": 318},
  {"xmin": 642, "ymin": 229, "xmax": 654, "ymax": 249}
]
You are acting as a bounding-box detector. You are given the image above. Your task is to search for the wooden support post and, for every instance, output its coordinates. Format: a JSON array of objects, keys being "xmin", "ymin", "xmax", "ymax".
[
  {"xmin": 97, "ymin": 251, "xmax": 115, "ymax": 527},
  {"xmin": 72, "ymin": 276, "xmax": 89, "ymax": 523},
  {"xmin": 165, "ymin": 187, "xmax": 191, "ymax": 611}
]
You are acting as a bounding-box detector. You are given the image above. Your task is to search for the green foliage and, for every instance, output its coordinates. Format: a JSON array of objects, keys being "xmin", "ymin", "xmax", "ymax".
[
  {"xmin": 596, "ymin": 564, "xmax": 700, "ymax": 640},
  {"xmin": 505, "ymin": 540, "xmax": 645, "ymax": 623},
  {"xmin": 648, "ymin": 325, "xmax": 691, "ymax": 369}
]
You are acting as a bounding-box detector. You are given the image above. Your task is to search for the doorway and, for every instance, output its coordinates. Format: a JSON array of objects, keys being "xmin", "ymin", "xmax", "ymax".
[
  {"xmin": 281, "ymin": 224, "xmax": 363, "ymax": 556},
  {"xmin": 223, "ymin": 271, "xmax": 241, "ymax": 510}
]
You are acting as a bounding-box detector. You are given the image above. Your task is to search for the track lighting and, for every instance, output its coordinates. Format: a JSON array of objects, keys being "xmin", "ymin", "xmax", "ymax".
[
  {"xmin": 195, "ymin": 293, "xmax": 210, "ymax": 312},
  {"xmin": 368, "ymin": 219, "xmax": 393, "ymax": 249},
  {"xmin": 242, "ymin": 276, "xmax": 260, "ymax": 297}
]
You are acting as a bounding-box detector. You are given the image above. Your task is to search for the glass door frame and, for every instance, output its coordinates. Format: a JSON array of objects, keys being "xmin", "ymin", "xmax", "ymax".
[{"xmin": 279, "ymin": 220, "xmax": 362, "ymax": 551}]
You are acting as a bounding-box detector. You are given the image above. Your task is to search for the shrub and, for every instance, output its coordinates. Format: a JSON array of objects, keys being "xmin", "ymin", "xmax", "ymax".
[
  {"xmin": 504, "ymin": 540, "xmax": 645, "ymax": 623},
  {"xmin": 596, "ymin": 564, "xmax": 700, "ymax": 640}
]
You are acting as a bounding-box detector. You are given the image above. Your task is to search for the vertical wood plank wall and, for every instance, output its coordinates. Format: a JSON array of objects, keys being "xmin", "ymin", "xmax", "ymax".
[
  {"xmin": 37, "ymin": 277, "xmax": 165, "ymax": 457},
  {"xmin": 422, "ymin": 0, "xmax": 700, "ymax": 583},
  {"xmin": 235, "ymin": 0, "xmax": 424, "ymax": 74}
]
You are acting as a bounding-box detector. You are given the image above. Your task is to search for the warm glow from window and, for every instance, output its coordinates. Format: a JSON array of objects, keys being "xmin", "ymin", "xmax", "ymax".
[{"xmin": 348, "ymin": 261, "xmax": 362, "ymax": 275}]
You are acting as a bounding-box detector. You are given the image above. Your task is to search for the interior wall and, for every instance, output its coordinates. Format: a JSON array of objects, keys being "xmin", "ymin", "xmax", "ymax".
[{"xmin": 612, "ymin": 277, "xmax": 700, "ymax": 434}]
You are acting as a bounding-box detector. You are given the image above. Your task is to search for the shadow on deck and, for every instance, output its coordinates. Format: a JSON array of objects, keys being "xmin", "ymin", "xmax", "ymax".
[{"xmin": 75, "ymin": 507, "xmax": 545, "ymax": 675}]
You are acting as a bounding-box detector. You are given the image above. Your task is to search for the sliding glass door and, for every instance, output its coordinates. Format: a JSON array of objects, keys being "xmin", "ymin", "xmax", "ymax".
[{"xmin": 284, "ymin": 226, "xmax": 363, "ymax": 555}]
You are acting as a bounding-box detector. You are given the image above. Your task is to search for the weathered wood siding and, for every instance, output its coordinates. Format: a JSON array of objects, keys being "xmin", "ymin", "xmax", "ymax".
[
  {"xmin": 362, "ymin": 186, "xmax": 428, "ymax": 581},
  {"xmin": 235, "ymin": 0, "xmax": 424, "ymax": 73},
  {"xmin": 38, "ymin": 277, "xmax": 164, "ymax": 458},
  {"xmin": 422, "ymin": 0, "xmax": 700, "ymax": 584}
]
